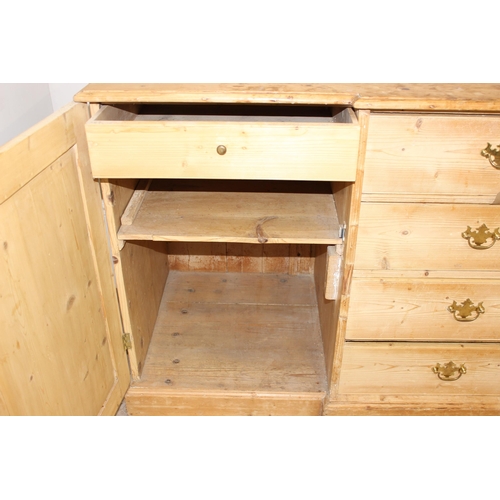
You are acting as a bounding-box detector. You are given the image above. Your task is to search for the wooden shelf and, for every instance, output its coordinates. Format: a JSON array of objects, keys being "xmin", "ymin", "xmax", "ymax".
[
  {"xmin": 125, "ymin": 271, "xmax": 327, "ymax": 415},
  {"xmin": 118, "ymin": 180, "xmax": 342, "ymax": 244}
]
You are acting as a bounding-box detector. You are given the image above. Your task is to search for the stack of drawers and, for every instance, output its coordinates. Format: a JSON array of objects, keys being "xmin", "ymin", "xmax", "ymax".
[{"xmin": 336, "ymin": 112, "xmax": 500, "ymax": 413}]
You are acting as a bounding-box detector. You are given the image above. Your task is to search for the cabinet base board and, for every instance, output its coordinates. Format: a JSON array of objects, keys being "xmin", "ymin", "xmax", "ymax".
[
  {"xmin": 126, "ymin": 390, "xmax": 324, "ymax": 416},
  {"xmin": 323, "ymin": 402, "xmax": 500, "ymax": 416}
]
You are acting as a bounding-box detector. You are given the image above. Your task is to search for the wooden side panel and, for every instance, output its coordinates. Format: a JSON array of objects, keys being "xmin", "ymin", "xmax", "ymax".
[
  {"xmin": 327, "ymin": 110, "xmax": 371, "ymax": 395},
  {"xmin": 314, "ymin": 245, "xmax": 337, "ymax": 382},
  {"xmin": 120, "ymin": 241, "xmax": 170, "ymax": 377},
  {"xmin": 100, "ymin": 180, "xmax": 169, "ymax": 379},
  {"xmin": 0, "ymin": 103, "xmax": 129, "ymax": 415}
]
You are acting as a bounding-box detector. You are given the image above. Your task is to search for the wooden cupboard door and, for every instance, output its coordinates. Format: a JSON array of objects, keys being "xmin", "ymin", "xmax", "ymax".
[{"xmin": 0, "ymin": 103, "xmax": 129, "ymax": 415}]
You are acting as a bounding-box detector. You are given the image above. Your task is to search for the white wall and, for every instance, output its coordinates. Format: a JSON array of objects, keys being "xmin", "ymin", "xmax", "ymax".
[
  {"xmin": 0, "ymin": 83, "xmax": 88, "ymax": 147},
  {"xmin": 49, "ymin": 83, "xmax": 88, "ymax": 112}
]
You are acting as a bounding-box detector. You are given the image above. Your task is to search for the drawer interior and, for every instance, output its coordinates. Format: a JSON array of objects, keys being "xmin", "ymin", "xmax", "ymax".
[{"xmin": 93, "ymin": 103, "xmax": 356, "ymax": 123}]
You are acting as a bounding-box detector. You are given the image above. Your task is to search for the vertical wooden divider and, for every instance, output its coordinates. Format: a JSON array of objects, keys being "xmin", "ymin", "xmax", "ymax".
[{"xmin": 313, "ymin": 110, "xmax": 370, "ymax": 402}]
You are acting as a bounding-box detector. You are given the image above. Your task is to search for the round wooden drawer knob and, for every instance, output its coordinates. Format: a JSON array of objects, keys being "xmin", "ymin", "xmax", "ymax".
[{"xmin": 217, "ymin": 145, "xmax": 227, "ymax": 155}]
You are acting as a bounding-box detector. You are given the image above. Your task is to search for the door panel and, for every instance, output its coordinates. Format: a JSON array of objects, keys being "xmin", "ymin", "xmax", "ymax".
[{"xmin": 0, "ymin": 103, "xmax": 129, "ymax": 415}]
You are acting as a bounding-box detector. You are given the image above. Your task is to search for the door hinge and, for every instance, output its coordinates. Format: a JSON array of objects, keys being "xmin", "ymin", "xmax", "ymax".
[{"xmin": 122, "ymin": 333, "xmax": 132, "ymax": 351}]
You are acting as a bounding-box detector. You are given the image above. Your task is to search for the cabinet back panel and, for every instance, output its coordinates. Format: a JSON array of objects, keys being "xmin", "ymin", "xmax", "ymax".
[{"xmin": 167, "ymin": 242, "xmax": 315, "ymax": 274}]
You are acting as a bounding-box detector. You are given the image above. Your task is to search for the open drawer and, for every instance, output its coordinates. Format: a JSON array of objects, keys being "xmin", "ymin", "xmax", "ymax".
[{"xmin": 85, "ymin": 104, "xmax": 360, "ymax": 180}]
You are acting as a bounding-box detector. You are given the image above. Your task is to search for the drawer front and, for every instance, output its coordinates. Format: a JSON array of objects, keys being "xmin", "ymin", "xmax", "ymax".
[
  {"xmin": 355, "ymin": 203, "xmax": 500, "ymax": 271},
  {"xmin": 86, "ymin": 106, "xmax": 360, "ymax": 181},
  {"xmin": 363, "ymin": 113, "xmax": 500, "ymax": 203},
  {"xmin": 339, "ymin": 342, "xmax": 500, "ymax": 396},
  {"xmin": 345, "ymin": 278, "xmax": 500, "ymax": 341}
]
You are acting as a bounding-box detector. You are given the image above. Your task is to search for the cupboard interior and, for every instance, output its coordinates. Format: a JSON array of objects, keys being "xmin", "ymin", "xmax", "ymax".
[{"xmin": 104, "ymin": 178, "xmax": 351, "ymax": 414}]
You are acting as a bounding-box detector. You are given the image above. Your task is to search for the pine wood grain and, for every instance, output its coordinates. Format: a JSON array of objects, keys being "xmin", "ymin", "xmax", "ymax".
[
  {"xmin": 127, "ymin": 391, "xmax": 323, "ymax": 416},
  {"xmin": 75, "ymin": 84, "xmax": 500, "ymax": 111},
  {"xmin": 0, "ymin": 149, "xmax": 117, "ymax": 415},
  {"xmin": 338, "ymin": 342, "xmax": 500, "ymax": 396},
  {"xmin": 363, "ymin": 113, "xmax": 500, "ymax": 203},
  {"xmin": 355, "ymin": 203, "xmax": 500, "ymax": 272},
  {"xmin": 0, "ymin": 103, "xmax": 77, "ymax": 204},
  {"xmin": 346, "ymin": 278, "xmax": 500, "ymax": 341},
  {"xmin": 118, "ymin": 180, "xmax": 342, "ymax": 244},
  {"xmin": 85, "ymin": 105, "xmax": 359, "ymax": 181},
  {"xmin": 324, "ymin": 402, "xmax": 500, "ymax": 416},
  {"xmin": 167, "ymin": 242, "xmax": 313, "ymax": 274},
  {"xmin": 0, "ymin": 103, "xmax": 129, "ymax": 415},
  {"xmin": 125, "ymin": 271, "xmax": 327, "ymax": 415},
  {"xmin": 327, "ymin": 110, "xmax": 372, "ymax": 395},
  {"xmin": 71, "ymin": 103, "xmax": 131, "ymax": 415},
  {"xmin": 101, "ymin": 180, "xmax": 170, "ymax": 379},
  {"xmin": 120, "ymin": 179, "xmax": 152, "ymax": 225}
]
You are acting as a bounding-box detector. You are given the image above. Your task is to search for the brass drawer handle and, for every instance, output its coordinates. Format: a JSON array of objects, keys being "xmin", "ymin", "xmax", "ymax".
[
  {"xmin": 448, "ymin": 298, "xmax": 485, "ymax": 322},
  {"xmin": 481, "ymin": 143, "xmax": 500, "ymax": 169},
  {"xmin": 462, "ymin": 224, "xmax": 500, "ymax": 250},
  {"xmin": 217, "ymin": 145, "xmax": 227, "ymax": 155},
  {"xmin": 433, "ymin": 361, "xmax": 467, "ymax": 382}
]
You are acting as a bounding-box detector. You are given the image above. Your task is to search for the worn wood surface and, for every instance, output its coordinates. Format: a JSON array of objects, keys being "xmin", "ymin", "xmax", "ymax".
[
  {"xmin": 75, "ymin": 84, "xmax": 500, "ymax": 111},
  {"xmin": 353, "ymin": 269, "xmax": 500, "ymax": 280},
  {"xmin": 118, "ymin": 180, "xmax": 341, "ymax": 244},
  {"xmin": 346, "ymin": 278, "xmax": 500, "ymax": 341},
  {"xmin": 314, "ymin": 246, "xmax": 337, "ymax": 384},
  {"xmin": 125, "ymin": 271, "xmax": 327, "ymax": 415},
  {"xmin": 120, "ymin": 179, "xmax": 152, "ymax": 225},
  {"xmin": 100, "ymin": 180, "xmax": 170, "ymax": 379},
  {"xmin": 355, "ymin": 202, "xmax": 500, "ymax": 272},
  {"xmin": 71, "ymin": 104, "xmax": 131, "ymax": 415},
  {"xmin": 127, "ymin": 391, "xmax": 323, "ymax": 416},
  {"xmin": 338, "ymin": 342, "xmax": 500, "ymax": 397},
  {"xmin": 0, "ymin": 104, "xmax": 77, "ymax": 204},
  {"xmin": 85, "ymin": 105, "xmax": 359, "ymax": 181},
  {"xmin": 327, "ymin": 110, "xmax": 371, "ymax": 396},
  {"xmin": 168, "ymin": 242, "xmax": 314, "ymax": 274},
  {"xmin": 324, "ymin": 402, "xmax": 500, "ymax": 416},
  {"xmin": 324, "ymin": 245, "xmax": 343, "ymax": 300},
  {"xmin": 0, "ymin": 103, "xmax": 129, "ymax": 415},
  {"xmin": 363, "ymin": 113, "xmax": 500, "ymax": 204}
]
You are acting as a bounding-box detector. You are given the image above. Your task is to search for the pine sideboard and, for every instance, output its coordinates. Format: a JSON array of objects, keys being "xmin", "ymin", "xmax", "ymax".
[{"xmin": 1, "ymin": 84, "xmax": 500, "ymax": 416}]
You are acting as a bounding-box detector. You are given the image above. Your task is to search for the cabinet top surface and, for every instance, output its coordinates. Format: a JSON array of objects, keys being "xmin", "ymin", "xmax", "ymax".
[{"xmin": 74, "ymin": 83, "xmax": 500, "ymax": 111}]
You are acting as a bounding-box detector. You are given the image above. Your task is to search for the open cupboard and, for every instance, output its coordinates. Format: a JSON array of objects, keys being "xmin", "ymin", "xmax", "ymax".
[
  {"xmin": 100, "ymin": 177, "xmax": 351, "ymax": 415},
  {"xmin": 2, "ymin": 84, "xmax": 500, "ymax": 415}
]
